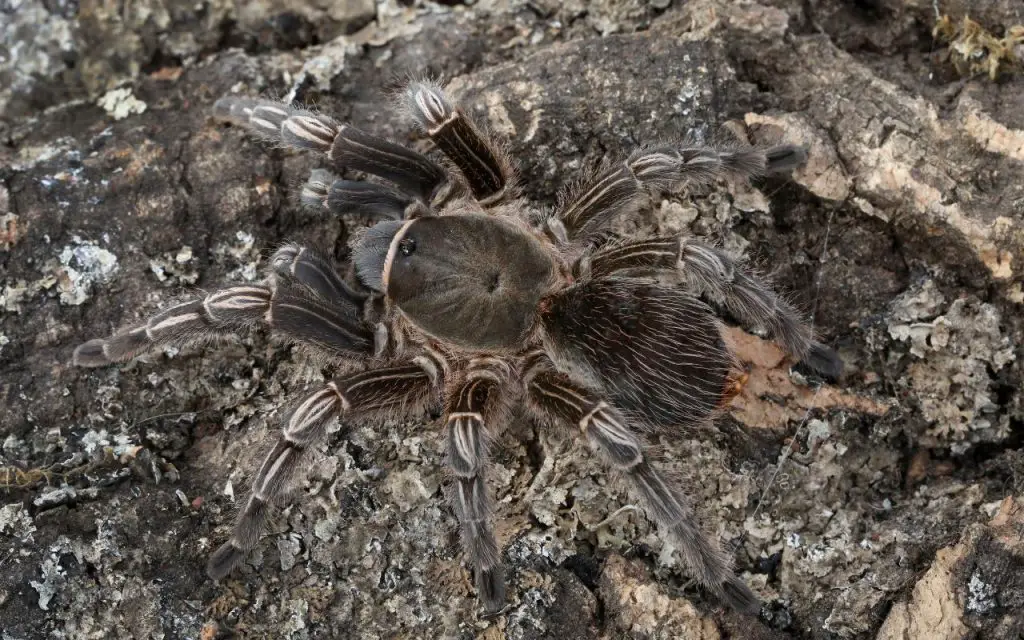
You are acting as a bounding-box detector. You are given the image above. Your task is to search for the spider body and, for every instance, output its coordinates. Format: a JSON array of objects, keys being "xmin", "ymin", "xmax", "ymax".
[
  {"xmin": 359, "ymin": 214, "xmax": 560, "ymax": 350},
  {"xmin": 73, "ymin": 81, "xmax": 841, "ymax": 616}
]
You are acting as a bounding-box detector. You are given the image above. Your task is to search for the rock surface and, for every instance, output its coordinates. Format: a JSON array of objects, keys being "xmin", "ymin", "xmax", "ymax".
[{"xmin": 1, "ymin": 1, "xmax": 1022, "ymax": 639}]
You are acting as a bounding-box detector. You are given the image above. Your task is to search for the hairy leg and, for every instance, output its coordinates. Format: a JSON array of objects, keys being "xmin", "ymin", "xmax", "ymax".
[
  {"xmin": 404, "ymin": 82, "xmax": 516, "ymax": 206},
  {"xmin": 524, "ymin": 355, "xmax": 759, "ymax": 614},
  {"xmin": 75, "ymin": 247, "xmax": 376, "ymax": 367},
  {"xmin": 300, "ymin": 169, "xmax": 430, "ymax": 221},
  {"xmin": 445, "ymin": 361, "xmax": 507, "ymax": 612},
  {"xmin": 556, "ymin": 143, "xmax": 806, "ymax": 242},
  {"xmin": 213, "ymin": 97, "xmax": 450, "ymax": 206},
  {"xmin": 269, "ymin": 243, "xmax": 369, "ymax": 306},
  {"xmin": 580, "ymin": 237, "xmax": 842, "ymax": 379},
  {"xmin": 208, "ymin": 356, "xmax": 444, "ymax": 578}
]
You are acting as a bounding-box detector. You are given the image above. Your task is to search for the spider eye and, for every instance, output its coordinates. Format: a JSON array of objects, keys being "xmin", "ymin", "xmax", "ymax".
[{"xmin": 398, "ymin": 237, "xmax": 417, "ymax": 256}]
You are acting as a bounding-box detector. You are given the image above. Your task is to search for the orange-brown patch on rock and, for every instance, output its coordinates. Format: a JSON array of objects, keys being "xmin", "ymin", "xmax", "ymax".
[{"xmin": 722, "ymin": 327, "xmax": 892, "ymax": 431}]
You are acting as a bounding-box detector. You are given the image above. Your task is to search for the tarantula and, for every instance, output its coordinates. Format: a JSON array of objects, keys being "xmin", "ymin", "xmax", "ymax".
[{"xmin": 73, "ymin": 80, "xmax": 841, "ymax": 615}]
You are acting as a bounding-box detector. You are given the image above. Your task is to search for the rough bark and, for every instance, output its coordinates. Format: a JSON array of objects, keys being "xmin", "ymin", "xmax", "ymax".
[{"xmin": 1, "ymin": 1, "xmax": 1022, "ymax": 639}]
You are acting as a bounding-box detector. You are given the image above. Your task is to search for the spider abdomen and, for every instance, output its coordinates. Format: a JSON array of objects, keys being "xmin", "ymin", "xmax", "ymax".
[{"xmin": 541, "ymin": 278, "xmax": 734, "ymax": 428}]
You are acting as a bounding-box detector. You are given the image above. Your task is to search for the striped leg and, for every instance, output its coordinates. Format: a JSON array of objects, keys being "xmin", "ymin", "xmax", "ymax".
[
  {"xmin": 213, "ymin": 97, "xmax": 450, "ymax": 206},
  {"xmin": 208, "ymin": 358, "xmax": 443, "ymax": 579},
  {"xmin": 556, "ymin": 144, "xmax": 807, "ymax": 243},
  {"xmin": 446, "ymin": 364, "xmax": 506, "ymax": 611},
  {"xmin": 582, "ymin": 237, "xmax": 842, "ymax": 380},
  {"xmin": 73, "ymin": 282, "xmax": 373, "ymax": 367},
  {"xmin": 405, "ymin": 82, "xmax": 515, "ymax": 206},
  {"xmin": 269, "ymin": 243, "xmax": 369, "ymax": 306},
  {"xmin": 300, "ymin": 169, "xmax": 431, "ymax": 221},
  {"xmin": 524, "ymin": 357, "xmax": 760, "ymax": 615}
]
